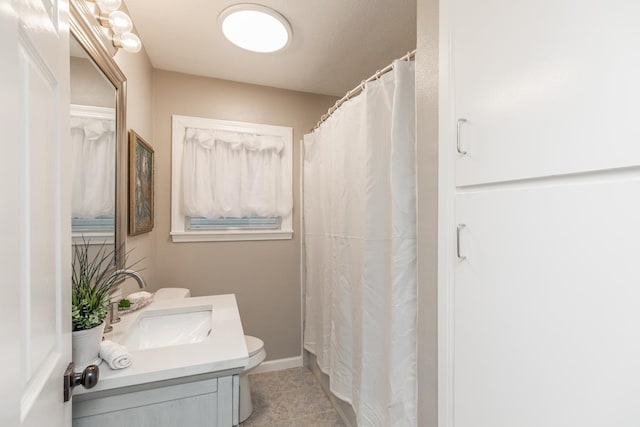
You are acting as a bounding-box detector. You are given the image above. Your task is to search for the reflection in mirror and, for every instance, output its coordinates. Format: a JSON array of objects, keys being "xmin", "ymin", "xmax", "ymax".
[
  {"xmin": 70, "ymin": 0, "xmax": 127, "ymax": 270},
  {"xmin": 70, "ymin": 35, "xmax": 117, "ymax": 251}
]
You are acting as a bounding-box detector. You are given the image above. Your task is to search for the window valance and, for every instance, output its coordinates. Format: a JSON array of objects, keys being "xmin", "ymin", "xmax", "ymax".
[{"xmin": 182, "ymin": 127, "xmax": 292, "ymax": 219}]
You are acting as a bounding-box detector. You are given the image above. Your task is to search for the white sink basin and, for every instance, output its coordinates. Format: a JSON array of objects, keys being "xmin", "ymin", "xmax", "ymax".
[{"xmin": 120, "ymin": 305, "xmax": 212, "ymax": 351}]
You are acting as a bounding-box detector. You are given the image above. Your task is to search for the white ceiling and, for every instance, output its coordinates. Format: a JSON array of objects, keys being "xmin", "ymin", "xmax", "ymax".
[{"xmin": 124, "ymin": 0, "xmax": 416, "ymax": 97}]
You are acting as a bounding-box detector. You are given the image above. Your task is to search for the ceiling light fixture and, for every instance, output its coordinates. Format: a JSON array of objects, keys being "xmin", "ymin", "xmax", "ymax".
[{"xmin": 218, "ymin": 4, "xmax": 292, "ymax": 53}]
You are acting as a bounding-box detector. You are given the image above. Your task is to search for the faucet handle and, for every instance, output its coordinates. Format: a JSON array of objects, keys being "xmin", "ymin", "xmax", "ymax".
[
  {"xmin": 110, "ymin": 300, "xmax": 121, "ymax": 324},
  {"xmin": 103, "ymin": 297, "xmax": 121, "ymax": 334}
]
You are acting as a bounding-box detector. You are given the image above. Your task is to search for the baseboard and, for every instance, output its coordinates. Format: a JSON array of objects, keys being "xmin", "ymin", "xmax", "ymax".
[{"xmin": 249, "ymin": 356, "xmax": 303, "ymax": 375}]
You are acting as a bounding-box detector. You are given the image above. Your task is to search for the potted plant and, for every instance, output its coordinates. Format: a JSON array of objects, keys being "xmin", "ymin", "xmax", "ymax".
[{"xmin": 72, "ymin": 240, "xmax": 135, "ymax": 370}]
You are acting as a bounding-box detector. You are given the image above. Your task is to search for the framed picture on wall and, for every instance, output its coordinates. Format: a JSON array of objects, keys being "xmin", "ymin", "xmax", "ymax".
[{"xmin": 128, "ymin": 130, "xmax": 154, "ymax": 235}]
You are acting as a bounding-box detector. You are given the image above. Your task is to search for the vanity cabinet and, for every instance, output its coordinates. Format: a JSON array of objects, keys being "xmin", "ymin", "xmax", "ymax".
[
  {"xmin": 70, "ymin": 295, "xmax": 248, "ymax": 427},
  {"xmin": 73, "ymin": 371, "xmax": 240, "ymax": 427}
]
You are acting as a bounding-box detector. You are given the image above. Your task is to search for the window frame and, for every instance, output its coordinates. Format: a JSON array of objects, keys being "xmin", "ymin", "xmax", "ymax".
[{"xmin": 171, "ymin": 114, "xmax": 293, "ymax": 242}]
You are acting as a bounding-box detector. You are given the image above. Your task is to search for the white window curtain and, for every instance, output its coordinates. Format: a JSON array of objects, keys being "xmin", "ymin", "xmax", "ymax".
[
  {"xmin": 182, "ymin": 128, "xmax": 292, "ymax": 218},
  {"xmin": 70, "ymin": 116, "xmax": 115, "ymax": 218},
  {"xmin": 303, "ymin": 60, "xmax": 417, "ymax": 426}
]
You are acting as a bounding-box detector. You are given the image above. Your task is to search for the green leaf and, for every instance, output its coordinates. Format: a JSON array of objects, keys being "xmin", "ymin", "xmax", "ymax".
[{"xmin": 72, "ymin": 237, "xmax": 140, "ymax": 331}]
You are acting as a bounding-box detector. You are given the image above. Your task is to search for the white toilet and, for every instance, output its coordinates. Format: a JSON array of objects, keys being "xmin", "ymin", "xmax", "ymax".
[{"xmin": 239, "ymin": 335, "xmax": 266, "ymax": 422}]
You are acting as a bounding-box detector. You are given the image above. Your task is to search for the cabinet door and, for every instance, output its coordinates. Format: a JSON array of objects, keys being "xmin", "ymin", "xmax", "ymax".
[
  {"xmin": 454, "ymin": 179, "xmax": 640, "ymax": 427},
  {"xmin": 453, "ymin": 0, "xmax": 640, "ymax": 186},
  {"xmin": 73, "ymin": 377, "xmax": 224, "ymax": 427},
  {"xmin": 73, "ymin": 394, "xmax": 218, "ymax": 427}
]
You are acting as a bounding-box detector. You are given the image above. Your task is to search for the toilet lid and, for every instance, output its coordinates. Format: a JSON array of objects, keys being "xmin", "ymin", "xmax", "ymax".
[{"xmin": 245, "ymin": 335, "xmax": 264, "ymax": 356}]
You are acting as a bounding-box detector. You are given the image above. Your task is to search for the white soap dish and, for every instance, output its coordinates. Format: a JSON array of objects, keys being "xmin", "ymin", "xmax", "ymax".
[{"xmin": 118, "ymin": 292, "xmax": 153, "ymax": 314}]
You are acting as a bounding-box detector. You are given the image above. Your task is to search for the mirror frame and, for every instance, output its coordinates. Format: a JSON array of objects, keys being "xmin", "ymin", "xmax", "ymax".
[{"xmin": 70, "ymin": 0, "xmax": 127, "ymax": 268}]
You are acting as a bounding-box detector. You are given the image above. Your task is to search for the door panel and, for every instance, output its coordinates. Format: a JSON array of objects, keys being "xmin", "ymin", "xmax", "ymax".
[
  {"xmin": 453, "ymin": 0, "xmax": 640, "ymax": 186},
  {"xmin": 454, "ymin": 178, "xmax": 640, "ymax": 426},
  {"xmin": 1, "ymin": 0, "xmax": 71, "ymax": 426},
  {"xmin": 23, "ymin": 41, "xmax": 59, "ymax": 375}
]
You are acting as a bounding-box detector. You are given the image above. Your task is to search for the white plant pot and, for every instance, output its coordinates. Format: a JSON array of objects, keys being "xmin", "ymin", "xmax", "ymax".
[{"xmin": 72, "ymin": 321, "xmax": 105, "ymax": 372}]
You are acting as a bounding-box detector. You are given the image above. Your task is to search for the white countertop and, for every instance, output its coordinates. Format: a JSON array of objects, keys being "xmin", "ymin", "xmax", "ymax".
[{"xmin": 76, "ymin": 294, "xmax": 249, "ymax": 395}]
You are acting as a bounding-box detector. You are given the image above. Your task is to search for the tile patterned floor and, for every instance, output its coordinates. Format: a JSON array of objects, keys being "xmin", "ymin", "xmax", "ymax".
[{"xmin": 241, "ymin": 367, "xmax": 345, "ymax": 427}]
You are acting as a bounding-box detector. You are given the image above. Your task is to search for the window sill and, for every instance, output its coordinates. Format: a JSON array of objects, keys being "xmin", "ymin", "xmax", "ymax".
[{"xmin": 170, "ymin": 229, "xmax": 293, "ymax": 242}]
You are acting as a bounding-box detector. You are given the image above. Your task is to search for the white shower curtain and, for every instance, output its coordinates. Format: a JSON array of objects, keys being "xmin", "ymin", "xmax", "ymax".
[{"xmin": 303, "ymin": 60, "xmax": 416, "ymax": 426}]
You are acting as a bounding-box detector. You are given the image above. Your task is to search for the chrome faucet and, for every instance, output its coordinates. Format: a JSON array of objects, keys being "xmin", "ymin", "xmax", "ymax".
[{"xmin": 104, "ymin": 269, "xmax": 146, "ymax": 333}]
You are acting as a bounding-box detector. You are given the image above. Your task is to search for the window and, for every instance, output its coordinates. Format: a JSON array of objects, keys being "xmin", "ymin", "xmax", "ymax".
[{"xmin": 171, "ymin": 115, "xmax": 293, "ymax": 242}]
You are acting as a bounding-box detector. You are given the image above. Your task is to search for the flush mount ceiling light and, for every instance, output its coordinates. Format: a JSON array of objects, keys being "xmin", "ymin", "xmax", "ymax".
[{"xmin": 218, "ymin": 4, "xmax": 292, "ymax": 53}]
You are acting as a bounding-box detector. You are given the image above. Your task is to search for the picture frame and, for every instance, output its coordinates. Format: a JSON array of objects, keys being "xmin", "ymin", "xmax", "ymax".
[{"xmin": 128, "ymin": 130, "xmax": 154, "ymax": 235}]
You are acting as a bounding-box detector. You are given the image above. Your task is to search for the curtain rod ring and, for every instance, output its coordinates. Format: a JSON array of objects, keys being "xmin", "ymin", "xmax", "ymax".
[{"xmin": 375, "ymin": 70, "xmax": 381, "ymax": 80}]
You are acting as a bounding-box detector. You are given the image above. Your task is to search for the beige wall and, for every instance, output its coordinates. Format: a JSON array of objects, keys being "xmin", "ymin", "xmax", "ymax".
[
  {"xmin": 416, "ymin": 0, "xmax": 439, "ymax": 425},
  {"xmin": 152, "ymin": 69, "xmax": 336, "ymax": 360},
  {"xmin": 113, "ymin": 48, "xmax": 155, "ymax": 295}
]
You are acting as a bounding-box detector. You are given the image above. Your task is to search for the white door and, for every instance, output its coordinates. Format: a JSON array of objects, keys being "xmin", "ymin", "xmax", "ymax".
[{"xmin": 0, "ymin": 0, "xmax": 71, "ymax": 426}]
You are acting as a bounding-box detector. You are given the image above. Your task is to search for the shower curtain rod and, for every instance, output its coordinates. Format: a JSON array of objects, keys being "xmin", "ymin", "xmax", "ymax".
[{"xmin": 312, "ymin": 49, "xmax": 416, "ymax": 131}]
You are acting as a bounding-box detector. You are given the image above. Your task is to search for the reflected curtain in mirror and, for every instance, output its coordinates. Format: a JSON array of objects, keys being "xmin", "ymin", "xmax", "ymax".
[{"xmin": 70, "ymin": 105, "xmax": 116, "ymax": 241}]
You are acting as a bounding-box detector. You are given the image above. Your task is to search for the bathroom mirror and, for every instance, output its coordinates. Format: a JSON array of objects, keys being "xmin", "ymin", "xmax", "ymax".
[{"xmin": 70, "ymin": 0, "xmax": 127, "ymax": 267}]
